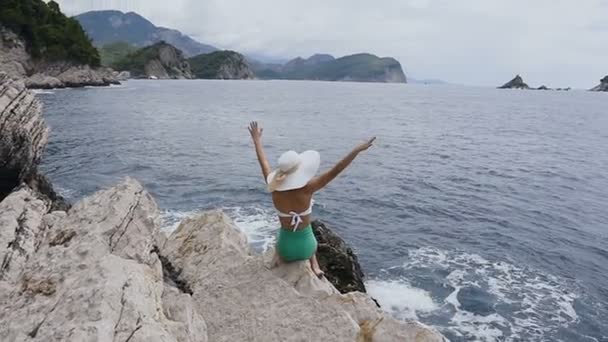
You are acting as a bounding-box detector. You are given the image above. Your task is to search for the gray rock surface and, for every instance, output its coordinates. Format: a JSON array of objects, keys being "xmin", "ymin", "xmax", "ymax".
[
  {"xmin": 590, "ymin": 75, "xmax": 608, "ymax": 91},
  {"xmin": 0, "ymin": 74, "xmax": 67, "ymax": 208},
  {"xmin": 498, "ymin": 74, "xmax": 530, "ymax": 89},
  {"xmin": 140, "ymin": 42, "xmax": 193, "ymax": 79},
  {"xmin": 163, "ymin": 210, "xmax": 447, "ymax": 342},
  {"xmin": 0, "ymin": 74, "xmax": 48, "ymax": 198},
  {"xmin": 0, "ymin": 177, "xmax": 446, "ymax": 341},
  {"xmin": 0, "ymin": 178, "xmax": 206, "ymax": 342}
]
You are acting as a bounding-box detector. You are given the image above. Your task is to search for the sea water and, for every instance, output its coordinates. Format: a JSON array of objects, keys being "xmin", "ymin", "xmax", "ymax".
[{"xmin": 38, "ymin": 80, "xmax": 608, "ymax": 341}]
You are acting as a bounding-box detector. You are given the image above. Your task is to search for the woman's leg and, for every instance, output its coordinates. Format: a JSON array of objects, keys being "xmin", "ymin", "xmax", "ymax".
[{"xmin": 309, "ymin": 253, "xmax": 325, "ymax": 278}]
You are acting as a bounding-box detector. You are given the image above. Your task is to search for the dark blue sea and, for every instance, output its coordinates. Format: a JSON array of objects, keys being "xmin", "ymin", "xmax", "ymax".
[{"xmin": 36, "ymin": 80, "xmax": 608, "ymax": 342}]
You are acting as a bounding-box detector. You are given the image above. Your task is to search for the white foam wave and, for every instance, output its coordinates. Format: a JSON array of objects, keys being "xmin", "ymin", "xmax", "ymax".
[
  {"xmin": 32, "ymin": 89, "xmax": 55, "ymax": 94},
  {"xmin": 366, "ymin": 279, "xmax": 438, "ymax": 320},
  {"xmin": 160, "ymin": 209, "xmax": 202, "ymax": 232},
  {"xmin": 160, "ymin": 206, "xmax": 277, "ymax": 253},
  {"xmin": 392, "ymin": 247, "xmax": 579, "ymax": 341},
  {"xmin": 223, "ymin": 206, "xmax": 277, "ymax": 252}
]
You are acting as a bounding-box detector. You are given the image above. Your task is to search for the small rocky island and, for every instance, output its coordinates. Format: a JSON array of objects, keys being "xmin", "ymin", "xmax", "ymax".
[
  {"xmin": 498, "ymin": 74, "xmax": 530, "ymax": 89},
  {"xmin": 498, "ymin": 75, "xmax": 572, "ymax": 91},
  {"xmin": 590, "ymin": 75, "xmax": 608, "ymax": 92},
  {"xmin": 0, "ymin": 74, "xmax": 446, "ymax": 341}
]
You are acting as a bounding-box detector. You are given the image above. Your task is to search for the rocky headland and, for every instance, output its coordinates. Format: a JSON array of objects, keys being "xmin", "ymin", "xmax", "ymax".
[
  {"xmin": 111, "ymin": 41, "xmax": 193, "ymax": 80},
  {"xmin": 0, "ymin": 74, "xmax": 446, "ymax": 341},
  {"xmin": 188, "ymin": 50, "xmax": 255, "ymax": 80},
  {"xmin": 0, "ymin": 27, "xmax": 122, "ymax": 89},
  {"xmin": 590, "ymin": 75, "xmax": 608, "ymax": 92},
  {"xmin": 252, "ymin": 53, "xmax": 408, "ymax": 83}
]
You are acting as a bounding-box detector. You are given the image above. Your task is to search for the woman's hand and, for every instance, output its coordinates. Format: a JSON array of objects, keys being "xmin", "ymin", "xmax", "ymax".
[
  {"xmin": 354, "ymin": 137, "xmax": 376, "ymax": 153},
  {"xmin": 248, "ymin": 121, "xmax": 263, "ymax": 143}
]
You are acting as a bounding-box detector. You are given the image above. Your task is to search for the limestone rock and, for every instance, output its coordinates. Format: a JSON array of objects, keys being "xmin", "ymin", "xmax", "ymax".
[
  {"xmin": 498, "ymin": 74, "xmax": 529, "ymax": 89},
  {"xmin": 25, "ymin": 74, "xmax": 63, "ymax": 89},
  {"xmin": 163, "ymin": 211, "xmax": 361, "ymax": 342},
  {"xmin": 312, "ymin": 220, "xmax": 367, "ymax": 294},
  {"xmin": 0, "ymin": 178, "xmax": 207, "ymax": 342},
  {"xmin": 0, "ymin": 187, "xmax": 48, "ymax": 283},
  {"xmin": 0, "ymin": 74, "xmax": 68, "ymax": 208},
  {"xmin": 590, "ymin": 75, "xmax": 608, "ymax": 91},
  {"xmin": 0, "ymin": 27, "xmax": 30, "ymax": 80},
  {"xmin": 163, "ymin": 210, "xmax": 447, "ymax": 342},
  {"xmin": 0, "ymin": 74, "xmax": 48, "ymax": 198}
]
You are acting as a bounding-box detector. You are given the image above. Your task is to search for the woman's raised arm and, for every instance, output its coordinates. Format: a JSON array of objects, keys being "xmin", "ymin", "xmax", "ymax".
[
  {"xmin": 307, "ymin": 137, "xmax": 375, "ymax": 193},
  {"xmin": 248, "ymin": 121, "xmax": 272, "ymax": 181}
]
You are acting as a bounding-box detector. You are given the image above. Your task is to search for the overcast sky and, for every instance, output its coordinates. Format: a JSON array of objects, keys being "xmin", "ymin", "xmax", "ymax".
[{"xmin": 56, "ymin": 0, "xmax": 607, "ymax": 88}]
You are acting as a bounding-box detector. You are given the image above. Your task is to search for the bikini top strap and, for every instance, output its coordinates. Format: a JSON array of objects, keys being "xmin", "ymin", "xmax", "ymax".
[{"xmin": 277, "ymin": 200, "xmax": 314, "ymax": 231}]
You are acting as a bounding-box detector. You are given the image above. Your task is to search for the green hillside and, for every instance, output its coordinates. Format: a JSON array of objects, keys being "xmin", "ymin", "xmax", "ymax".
[
  {"xmin": 0, "ymin": 0, "xmax": 100, "ymax": 66},
  {"xmin": 99, "ymin": 41, "xmax": 137, "ymax": 66},
  {"xmin": 188, "ymin": 50, "xmax": 253, "ymax": 79},
  {"xmin": 282, "ymin": 53, "xmax": 405, "ymax": 82}
]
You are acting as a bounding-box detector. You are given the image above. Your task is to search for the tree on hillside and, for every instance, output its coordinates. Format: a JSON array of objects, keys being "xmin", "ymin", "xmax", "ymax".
[{"xmin": 0, "ymin": 0, "xmax": 100, "ymax": 66}]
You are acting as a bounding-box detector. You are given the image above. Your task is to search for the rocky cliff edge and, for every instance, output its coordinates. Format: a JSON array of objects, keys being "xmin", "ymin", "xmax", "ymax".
[{"xmin": 0, "ymin": 179, "xmax": 447, "ymax": 341}]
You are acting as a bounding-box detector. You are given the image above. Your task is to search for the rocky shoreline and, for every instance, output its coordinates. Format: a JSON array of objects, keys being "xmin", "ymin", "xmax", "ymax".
[
  {"xmin": 0, "ymin": 74, "xmax": 446, "ymax": 341},
  {"xmin": 1, "ymin": 27, "xmax": 124, "ymax": 89}
]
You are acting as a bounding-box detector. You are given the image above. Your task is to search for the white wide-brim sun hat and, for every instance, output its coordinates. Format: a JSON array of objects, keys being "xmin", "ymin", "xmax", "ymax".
[{"xmin": 267, "ymin": 150, "xmax": 320, "ymax": 192}]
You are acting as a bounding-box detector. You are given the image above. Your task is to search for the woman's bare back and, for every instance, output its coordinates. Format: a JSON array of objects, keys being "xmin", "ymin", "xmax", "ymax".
[{"xmin": 272, "ymin": 186, "xmax": 314, "ymax": 229}]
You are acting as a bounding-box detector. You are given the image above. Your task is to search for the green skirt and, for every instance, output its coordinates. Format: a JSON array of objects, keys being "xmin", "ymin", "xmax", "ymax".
[{"xmin": 276, "ymin": 224, "xmax": 318, "ymax": 261}]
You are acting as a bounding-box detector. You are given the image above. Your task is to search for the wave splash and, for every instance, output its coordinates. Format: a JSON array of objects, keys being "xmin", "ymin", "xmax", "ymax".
[
  {"xmin": 160, "ymin": 206, "xmax": 277, "ymax": 253},
  {"xmin": 368, "ymin": 247, "xmax": 579, "ymax": 342}
]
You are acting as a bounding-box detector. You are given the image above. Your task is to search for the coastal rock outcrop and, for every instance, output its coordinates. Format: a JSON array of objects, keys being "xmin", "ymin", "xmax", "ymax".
[
  {"xmin": 590, "ymin": 75, "xmax": 608, "ymax": 91},
  {"xmin": 112, "ymin": 41, "xmax": 193, "ymax": 79},
  {"xmin": 0, "ymin": 179, "xmax": 207, "ymax": 341},
  {"xmin": 0, "ymin": 177, "xmax": 447, "ymax": 341},
  {"xmin": 0, "ymin": 74, "xmax": 67, "ymax": 207},
  {"xmin": 163, "ymin": 210, "xmax": 447, "ymax": 341},
  {"xmin": 499, "ymin": 75, "xmax": 530, "ymax": 89},
  {"xmin": 0, "ymin": 27, "xmax": 120, "ymax": 89},
  {"xmin": 312, "ymin": 220, "xmax": 367, "ymax": 294}
]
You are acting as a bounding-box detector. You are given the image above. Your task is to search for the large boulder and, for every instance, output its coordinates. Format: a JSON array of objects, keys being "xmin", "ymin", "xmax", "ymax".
[
  {"xmin": 0, "ymin": 178, "xmax": 206, "ymax": 342},
  {"xmin": 498, "ymin": 74, "xmax": 530, "ymax": 89},
  {"xmin": 590, "ymin": 75, "xmax": 608, "ymax": 91},
  {"xmin": 312, "ymin": 220, "xmax": 367, "ymax": 294},
  {"xmin": 163, "ymin": 210, "xmax": 447, "ymax": 342}
]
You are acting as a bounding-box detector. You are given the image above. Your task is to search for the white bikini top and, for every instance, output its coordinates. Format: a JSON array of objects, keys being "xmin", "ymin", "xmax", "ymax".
[{"xmin": 276, "ymin": 200, "xmax": 314, "ymax": 231}]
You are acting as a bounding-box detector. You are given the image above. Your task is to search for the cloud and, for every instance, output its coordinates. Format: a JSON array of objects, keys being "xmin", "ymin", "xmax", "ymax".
[{"xmin": 55, "ymin": 0, "xmax": 607, "ymax": 87}]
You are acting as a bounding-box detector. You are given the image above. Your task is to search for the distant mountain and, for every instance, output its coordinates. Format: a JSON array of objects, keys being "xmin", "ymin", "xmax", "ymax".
[
  {"xmin": 75, "ymin": 10, "xmax": 217, "ymax": 57},
  {"xmin": 188, "ymin": 51, "xmax": 254, "ymax": 80},
  {"xmin": 253, "ymin": 53, "xmax": 407, "ymax": 83},
  {"xmin": 112, "ymin": 41, "xmax": 193, "ymax": 79}
]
